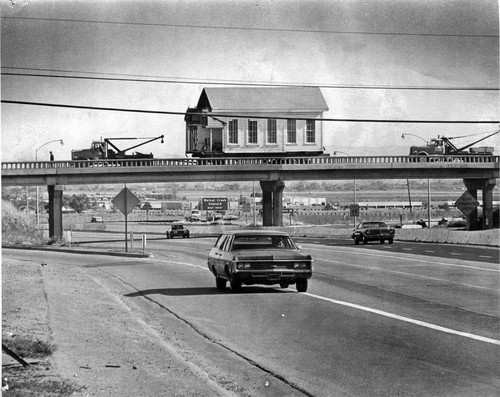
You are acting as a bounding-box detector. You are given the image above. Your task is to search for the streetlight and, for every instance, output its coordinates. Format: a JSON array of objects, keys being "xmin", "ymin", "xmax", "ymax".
[
  {"xmin": 401, "ymin": 133, "xmax": 427, "ymax": 144},
  {"xmin": 333, "ymin": 151, "xmax": 357, "ymax": 227},
  {"xmin": 401, "ymin": 134, "xmax": 431, "ymax": 227},
  {"xmin": 35, "ymin": 139, "xmax": 64, "ymax": 225}
]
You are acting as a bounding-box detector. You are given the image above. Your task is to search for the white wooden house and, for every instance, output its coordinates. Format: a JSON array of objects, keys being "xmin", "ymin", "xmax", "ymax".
[{"xmin": 185, "ymin": 87, "xmax": 329, "ymax": 157}]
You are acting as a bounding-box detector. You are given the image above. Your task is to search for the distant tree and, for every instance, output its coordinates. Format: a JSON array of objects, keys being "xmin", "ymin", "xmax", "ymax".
[
  {"xmin": 308, "ymin": 182, "xmax": 320, "ymax": 190},
  {"xmin": 64, "ymin": 194, "xmax": 91, "ymax": 213}
]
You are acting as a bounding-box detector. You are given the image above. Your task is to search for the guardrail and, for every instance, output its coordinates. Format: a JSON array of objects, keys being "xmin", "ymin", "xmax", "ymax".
[{"xmin": 2, "ymin": 155, "xmax": 498, "ymax": 170}]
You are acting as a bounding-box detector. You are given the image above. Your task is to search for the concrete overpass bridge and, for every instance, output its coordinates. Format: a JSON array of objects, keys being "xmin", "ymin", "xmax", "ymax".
[{"xmin": 2, "ymin": 155, "xmax": 498, "ymax": 240}]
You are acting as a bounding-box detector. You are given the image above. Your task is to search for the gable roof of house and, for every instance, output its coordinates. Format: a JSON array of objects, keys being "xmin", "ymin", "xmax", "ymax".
[{"xmin": 196, "ymin": 87, "xmax": 329, "ymax": 113}]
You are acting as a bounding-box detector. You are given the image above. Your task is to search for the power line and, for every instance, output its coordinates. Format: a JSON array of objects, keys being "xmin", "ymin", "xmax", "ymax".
[
  {"xmin": 2, "ymin": 68, "xmax": 498, "ymax": 91},
  {"xmin": 2, "ymin": 16, "xmax": 498, "ymax": 38},
  {"xmin": 2, "ymin": 99, "xmax": 498, "ymax": 124}
]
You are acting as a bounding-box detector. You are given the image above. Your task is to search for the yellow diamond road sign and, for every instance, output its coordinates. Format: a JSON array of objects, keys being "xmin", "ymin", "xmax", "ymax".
[
  {"xmin": 455, "ymin": 191, "xmax": 479, "ymax": 216},
  {"xmin": 112, "ymin": 187, "xmax": 140, "ymax": 215}
]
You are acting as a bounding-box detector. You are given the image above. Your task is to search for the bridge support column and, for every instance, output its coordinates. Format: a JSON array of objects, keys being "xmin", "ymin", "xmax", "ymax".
[
  {"xmin": 260, "ymin": 180, "xmax": 285, "ymax": 226},
  {"xmin": 48, "ymin": 185, "xmax": 64, "ymax": 243},
  {"xmin": 463, "ymin": 178, "xmax": 496, "ymax": 230}
]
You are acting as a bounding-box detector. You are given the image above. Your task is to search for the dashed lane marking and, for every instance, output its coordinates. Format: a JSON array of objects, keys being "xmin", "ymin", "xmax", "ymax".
[
  {"xmin": 450, "ymin": 253, "xmax": 462, "ymax": 256},
  {"xmin": 306, "ymin": 293, "xmax": 500, "ymax": 346},
  {"xmin": 305, "ymin": 246, "xmax": 499, "ymax": 272},
  {"xmin": 479, "ymin": 255, "xmax": 493, "ymax": 259}
]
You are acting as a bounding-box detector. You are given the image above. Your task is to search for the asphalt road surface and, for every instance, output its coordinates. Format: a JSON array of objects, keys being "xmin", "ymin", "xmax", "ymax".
[{"xmin": 6, "ymin": 236, "xmax": 499, "ymax": 396}]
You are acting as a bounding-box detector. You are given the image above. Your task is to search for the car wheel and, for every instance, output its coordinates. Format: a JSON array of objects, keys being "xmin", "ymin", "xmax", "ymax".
[
  {"xmin": 230, "ymin": 275, "xmax": 241, "ymax": 292},
  {"xmin": 389, "ymin": 239, "xmax": 394, "ymax": 244},
  {"xmin": 186, "ymin": 233, "xmax": 190, "ymax": 238},
  {"xmin": 166, "ymin": 234, "xmax": 170, "ymax": 239},
  {"xmin": 380, "ymin": 239, "xmax": 385, "ymax": 244},
  {"xmin": 363, "ymin": 237, "xmax": 368, "ymax": 245},
  {"xmin": 215, "ymin": 275, "xmax": 227, "ymax": 290},
  {"xmin": 354, "ymin": 238, "xmax": 360, "ymax": 245},
  {"xmin": 296, "ymin": 279, "xmax": 308, "ymax": 293},
  {"xmin": 279, "ymin": 282, "xmax": 289, "ymax": 289}
]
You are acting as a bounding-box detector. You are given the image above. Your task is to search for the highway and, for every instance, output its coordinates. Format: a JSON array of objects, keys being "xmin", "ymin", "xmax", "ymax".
[{"xmin": 4, "ymin": 237, "xmax": 499, "ymax": 396}]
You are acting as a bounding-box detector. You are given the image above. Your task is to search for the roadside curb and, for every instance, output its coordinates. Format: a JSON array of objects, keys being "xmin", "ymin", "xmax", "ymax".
[{"xmin": 2, "ymin": 244, "xmax": 152, "ymax": 258}]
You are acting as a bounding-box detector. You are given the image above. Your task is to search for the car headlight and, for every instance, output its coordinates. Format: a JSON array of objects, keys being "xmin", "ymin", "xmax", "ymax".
[
  {"xmin": 236, "ymin": 263, "xmax": 251, "ymax": 270},
  {"xmin": 294, "ymin": 262, "xmax": 309, "ymax": 269}
]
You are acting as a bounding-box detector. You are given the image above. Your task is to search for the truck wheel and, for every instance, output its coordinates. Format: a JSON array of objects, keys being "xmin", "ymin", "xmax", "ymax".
[
  {"xmin": 380, "ymin": 239, "xmax": 385, "ymax": 244},
  {"xmin": 296, "ymin": 279, "xmax": 308, "ymax": 293},
  {"xmin": 354, "ymin": 239, "xmax": 360, "ymax": 245},
  {"xmin": 389, "ymin": 239, "xmax": 394, "ymax": 244},
  {"xmin": 215, "ymin": 275, "xmax": 227, "ymax": 290},
  {"xmin": 279, "ymin": 282, "xmax": 289, "ymax": 289},
  {"xmin": 363, "ymin": 237, "xmax": 368, "ymax": 245}
]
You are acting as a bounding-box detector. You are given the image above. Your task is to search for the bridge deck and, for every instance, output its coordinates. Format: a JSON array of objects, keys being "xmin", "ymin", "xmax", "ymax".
[{"xmin": 2, "ymin": 155, "xmax": 498, "ymax": 186}]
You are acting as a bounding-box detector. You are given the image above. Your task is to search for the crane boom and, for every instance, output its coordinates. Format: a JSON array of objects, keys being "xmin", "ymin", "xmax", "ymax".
[{"xmin": 455, "ymin": 129, "xmax": 499, "ymax": 152}]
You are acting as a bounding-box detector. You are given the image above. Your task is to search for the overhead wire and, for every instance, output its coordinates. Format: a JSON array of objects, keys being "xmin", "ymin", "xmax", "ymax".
[
  {"xmin": 2, "ymin": 68, "xmax": 498, "ymax": 91},
  {"xmin": 2, "ymin": 16, "xmax": 498, "ymax": 38},
  {"xmin": 2, "ymin": 99, "xmax": 498, "ymax": 124}
]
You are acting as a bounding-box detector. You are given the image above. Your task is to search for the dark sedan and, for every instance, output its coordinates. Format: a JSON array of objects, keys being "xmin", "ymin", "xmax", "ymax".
[
  {"xmin": 352, "ymin": 221, "xmax": 395, "ymax": 245},
  {"xmin": 207, "ymin": 230, "xmax": 313, "ymax": 293},
  {"xmin": 166, "ymin": 224, "xmax": 190, "ymax": 239}
]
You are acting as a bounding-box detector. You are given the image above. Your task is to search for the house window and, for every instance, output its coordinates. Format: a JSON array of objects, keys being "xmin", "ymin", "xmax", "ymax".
[
  {"xmin": 248, "ymin": 120, "xmax": 258, "ymax": 144},
  {"xmin": 287, "ymin": 119, "xmax": 296, "ymax": 143},
  {"xmin": 229, "ymin": 119, "xmax": 238, "ymax": 144},
  {"xmin": 267, "ymin": 119, "xmax": 277, "ymax": 143},
  {"xmin": 306, "ymin": 120, "xmax": 315, "ymax": 143}
]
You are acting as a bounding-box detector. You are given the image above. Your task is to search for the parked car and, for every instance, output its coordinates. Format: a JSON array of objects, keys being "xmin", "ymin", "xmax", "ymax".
[
  {"xmin": 166, "ymin": 224, "xmax": 190, "ymax": 239},
  {"xmin": 352, "ymin": 221, "xmax": 395, "ymax": 245},
  {"xmin": 207, "ymin": 230, "xmax": 313, "ymax": 293},
  {"xmin": 90, "ymin": 216, "xmax": 103, "ymax": 222}
]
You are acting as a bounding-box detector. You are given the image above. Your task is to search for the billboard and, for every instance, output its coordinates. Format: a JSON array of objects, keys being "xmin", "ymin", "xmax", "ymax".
[{"xmin": 201, "ymin": 198, "xmax": 228, "ymax": 211}]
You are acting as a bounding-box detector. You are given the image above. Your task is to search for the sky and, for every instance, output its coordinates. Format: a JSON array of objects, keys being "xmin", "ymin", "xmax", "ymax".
[{"xmin": 1, "ymin": 0, "xmax": 499, "ymax": 162}]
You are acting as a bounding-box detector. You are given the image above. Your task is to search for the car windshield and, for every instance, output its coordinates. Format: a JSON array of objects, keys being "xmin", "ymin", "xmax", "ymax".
[
  {"xmin": 361, "ymin": 222, "xmax": 387, "ymax": 228},
  {"xmin": 172, "ymin": 225, "xmax": 183, "ymax": 230},
  {"xmin": 231, "ymin": 235, "xmax": 296, "ymax": 250}
]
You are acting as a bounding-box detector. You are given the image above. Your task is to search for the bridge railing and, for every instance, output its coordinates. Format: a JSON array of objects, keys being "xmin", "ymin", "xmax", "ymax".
[{"xmin": 1, "ymin": 155, "xmax": 498, "ymax": 170}]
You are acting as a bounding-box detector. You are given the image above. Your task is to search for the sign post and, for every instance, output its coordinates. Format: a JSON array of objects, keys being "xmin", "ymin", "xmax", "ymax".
[{"xmin": 112, "ymin": 187, "xmax": 140, "ymax": 252}]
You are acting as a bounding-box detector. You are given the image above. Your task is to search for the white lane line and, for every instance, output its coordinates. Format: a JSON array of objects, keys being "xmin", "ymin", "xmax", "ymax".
[
  {"xmin": 306, "ymin": 293, "xmax": 500, "ymax": 346},
  {"xmin": 402, "ymin": 248, "xmax": 412, "ymax": 251},
  {"xmin": 450, "ymin": 253, "xmax": 462, "ymax": 256},
  {"xmin": 305, "ymin": 246, "xmax": 499, "ymax": 273},
  {"xmin": 479, "ymin": 255, "xmax": 492, "ymax": 259},
  {"xmin": 425, "ymin": 250, "xmax": 435, "ymax": 253},
  {"xmin": 162, "ymin": 260, "xmax": 208, "ymax": 271}
]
